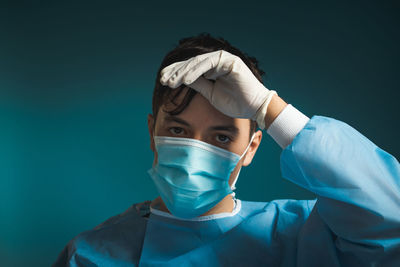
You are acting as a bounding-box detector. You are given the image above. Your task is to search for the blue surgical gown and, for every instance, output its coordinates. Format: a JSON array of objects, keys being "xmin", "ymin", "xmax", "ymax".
[{"xmin": 53, "ymin": 116, "xmax": 400, "ymax": 266}]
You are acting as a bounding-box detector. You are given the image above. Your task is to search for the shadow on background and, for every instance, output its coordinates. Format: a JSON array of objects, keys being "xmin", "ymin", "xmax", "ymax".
[{"xmin": 0, "ymin": 1, "xmax": 398, "ymax": 266}]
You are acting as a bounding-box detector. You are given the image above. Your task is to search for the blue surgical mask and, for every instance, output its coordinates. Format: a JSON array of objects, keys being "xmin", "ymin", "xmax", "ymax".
[{"xmin": 148, "ymin": 135, "xmax": 254, "ymax": 219}]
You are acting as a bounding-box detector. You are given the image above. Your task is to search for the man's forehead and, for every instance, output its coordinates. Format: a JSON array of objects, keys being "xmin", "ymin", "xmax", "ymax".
[
  {"xmin": 160, "ymin": 91, "xmax": 235, "ymax": 123},
  {"xmin": 162, "ymin": 86, "xmax": 191, "ymax": 110}
]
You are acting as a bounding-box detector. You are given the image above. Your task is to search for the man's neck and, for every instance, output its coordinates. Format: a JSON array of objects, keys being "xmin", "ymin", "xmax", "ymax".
[{"xmin": 150, "ymin": 194, "xmax": 235, "ymax": 216}]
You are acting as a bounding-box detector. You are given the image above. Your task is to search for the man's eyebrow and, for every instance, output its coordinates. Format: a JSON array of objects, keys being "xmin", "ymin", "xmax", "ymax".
[
  {"xmin": 209, "ymin": 125, "xmax": 239, "ymax": 136},
  {"xmin": 164, "ymin": 115, "xmax": 191, "ymax": 127},
  {"xmin": 164, "ymin": 115, "xmax": 239, "ymax": 135}
]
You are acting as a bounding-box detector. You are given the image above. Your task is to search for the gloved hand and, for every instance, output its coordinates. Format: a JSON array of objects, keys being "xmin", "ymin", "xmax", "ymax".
[{"xmin": 160, "ymin": 50, "xmax": 277, "ymax": 129}]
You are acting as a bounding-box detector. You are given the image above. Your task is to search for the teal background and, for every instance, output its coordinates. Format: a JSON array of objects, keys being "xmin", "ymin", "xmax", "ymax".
[{"xmin": 0, "ymin": 1, "xmax": 399, "ymax": 266}]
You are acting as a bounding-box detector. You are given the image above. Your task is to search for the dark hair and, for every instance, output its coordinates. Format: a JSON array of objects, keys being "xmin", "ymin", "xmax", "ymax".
[{"xmin": 152, "ymin": 33, "xmax": 265, "ymax": 137}]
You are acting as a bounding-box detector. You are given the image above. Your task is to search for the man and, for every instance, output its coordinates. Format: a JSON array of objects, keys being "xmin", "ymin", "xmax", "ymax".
[{"xmin": 53, "ymin": 33, "xmax": 400, "ymax": 266}]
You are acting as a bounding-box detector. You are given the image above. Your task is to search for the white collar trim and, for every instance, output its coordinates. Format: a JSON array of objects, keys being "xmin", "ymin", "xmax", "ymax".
[{"xmin": 150, "ymin": 199, "xmax": 242, "ymax": 222}]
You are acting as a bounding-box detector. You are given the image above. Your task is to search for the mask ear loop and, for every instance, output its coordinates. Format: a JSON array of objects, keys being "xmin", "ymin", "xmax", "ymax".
[
  {"xmin": 230, "ymin": 133, "xmax": 256, "ymax": 196},
  {"xmin": 152, "ymin": 129, "xmax": 158, "ymax": 167}
]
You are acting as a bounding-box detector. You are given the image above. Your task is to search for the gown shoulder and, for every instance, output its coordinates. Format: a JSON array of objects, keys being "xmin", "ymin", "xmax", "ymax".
[{"xmin": 52, "ymin": 201, "xmax": 151, "ymax": 267}]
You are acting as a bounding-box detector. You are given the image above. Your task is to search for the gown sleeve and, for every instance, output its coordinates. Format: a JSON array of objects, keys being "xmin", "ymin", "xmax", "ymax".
[{"xmin": 280, "ymin": 115, "xmax": 400, "ymax": 265}]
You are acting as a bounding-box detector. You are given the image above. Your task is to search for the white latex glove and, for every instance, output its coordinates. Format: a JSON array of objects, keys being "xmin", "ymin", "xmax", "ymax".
[{"xmin": 160, "ymin": 50, "xmax": 277, "ymax": 129}]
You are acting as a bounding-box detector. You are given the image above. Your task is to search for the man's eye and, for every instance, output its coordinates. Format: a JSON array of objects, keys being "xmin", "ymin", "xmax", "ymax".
[
  {"xmin": 216, "ymin": 134, "xmax": 231, "ymax": 144},
  {"xmin": 169, "ymin": 127, "xmax": 184, "ymax": 135}
]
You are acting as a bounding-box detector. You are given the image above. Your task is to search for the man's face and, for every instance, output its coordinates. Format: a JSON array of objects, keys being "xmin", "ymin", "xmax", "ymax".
[{"xmin": 147, "ymin": 88, "xmax": 262, "ymax": 187}]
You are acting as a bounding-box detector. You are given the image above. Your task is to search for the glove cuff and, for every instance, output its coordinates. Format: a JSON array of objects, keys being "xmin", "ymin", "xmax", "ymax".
[
  {"xmin": 254, "ymin": 90, "xmax": 277, "ymax": 130},
  {"xmin": 266, "ymin": 104, "xmax": 310, "ymax": 148}
]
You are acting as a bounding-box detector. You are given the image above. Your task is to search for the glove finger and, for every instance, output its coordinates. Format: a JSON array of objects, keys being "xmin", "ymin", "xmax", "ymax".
[
  {"xmin": 160, "ymin": 51, "xmax": 222, "ymax": 88},
  {"xmin": 181, "ymin": 57, "xmax": 217, "ymax": 86},
  {"xmin": 186, "ymin": 76, "xmax": 214, "ymax": 101},
  {"xmin": 160, "ymin": 61, "xmax": 186, "ymax": 86},
  {"xmin": 203, "ymin": 56, "xmax": 234, "ymax": 80},
  {"xmin": 160, "ymin": 55, "xmax": 207, "ymax": 88},
  {"xmin": 179, "ymin": 50, "xmax": 224, "ymax": 84},
  {"xmin": 185, "ymin": 50, "xmax": 220, "ymax": 65},
  {"xmin": 166, "ymin": 51, "xmax": 221, "ymax": 87},
  {"xmin": 160, "ymin": 60, "xmax": 187, "ymax": 77},
  {"xmin": 168, "ymin": 55, "xmax": 206, "ymax": 88}
]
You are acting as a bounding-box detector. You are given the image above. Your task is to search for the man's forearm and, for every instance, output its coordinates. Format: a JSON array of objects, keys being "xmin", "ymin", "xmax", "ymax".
[{"xmin": 264, "ymin": 95, "xmax": 288, "ymax": 129}]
